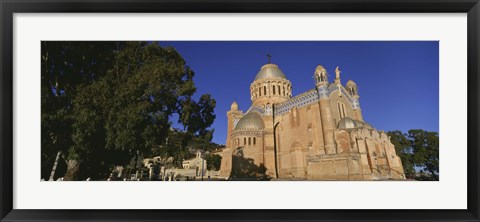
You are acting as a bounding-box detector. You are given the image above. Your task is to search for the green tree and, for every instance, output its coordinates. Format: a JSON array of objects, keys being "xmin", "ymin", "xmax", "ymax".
[
  {"xmin": 180, "ymin": 94, "xmax": 216, "ymax": 137},
  {"xmin": 68, "ymin": 42, "xmax": 198, "ymax": 180},
  {"xmin": 41, "ymin": 41, "xmax": 117, "ymax": 180},
  {"xmin": 387, "ymin": 129, "xmax": 439, "ymax": 181},
  {"xmin": 387, "ymin": 130, "xmax": 415, "ymax": 178},
  {"xmin": 408, "ymin": 129, "xmax": 439, "ymax": 180},
  {"xmin": 42, "ymin": 41, "xmax": 217, "ymax": 180},
  {"xmin": 175, "ymin": 93, "xmax": 216, "ymax": 166},
  {"xmin": 204, "ymin": 154, "xmax": 222, "ymax": 171}
]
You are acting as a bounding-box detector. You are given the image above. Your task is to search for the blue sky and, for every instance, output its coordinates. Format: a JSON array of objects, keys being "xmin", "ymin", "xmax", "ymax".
[{"xmin": 159, "ymin": 41, "xmax": 439, "ymax": 145}]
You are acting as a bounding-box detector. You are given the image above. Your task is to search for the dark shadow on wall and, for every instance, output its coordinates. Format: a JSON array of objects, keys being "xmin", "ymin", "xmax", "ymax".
[{"xmin": 230, "ymin": 150, "xmax": 271, "ymax": 181}]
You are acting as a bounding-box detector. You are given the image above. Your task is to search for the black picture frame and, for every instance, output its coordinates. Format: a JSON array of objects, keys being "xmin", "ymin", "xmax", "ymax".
[{"xmin": 1, "ymin": 0, "xmax": 479, "ymax": 221}]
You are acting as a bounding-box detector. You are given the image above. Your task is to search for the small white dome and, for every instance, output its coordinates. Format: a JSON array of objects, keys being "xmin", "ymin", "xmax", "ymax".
[
  {"xmin": 337, "ymin": 117, "xmax": 374, "ymax": 130},
  {"xmin": 338, "ymin": 117, "xmax": 358, "ymax": 129},
  {"xmin": 346, "ymin": 80, "xmax": 357, "ymax": 87},
  {"xmin": 235, "ymin": 111, "xmax": 265, "ymax": 130}
]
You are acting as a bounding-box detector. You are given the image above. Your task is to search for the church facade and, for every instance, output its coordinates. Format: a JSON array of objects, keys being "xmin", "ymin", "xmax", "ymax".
[{"xmin": 219, "ymin": 61, "xmax": 405, "ymax": 180}]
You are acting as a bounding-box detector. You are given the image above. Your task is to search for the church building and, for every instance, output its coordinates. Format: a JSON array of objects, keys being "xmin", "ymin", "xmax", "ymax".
[{"xmin": 219, "ymin": 59, "xmax": 405, "ymax": 180}]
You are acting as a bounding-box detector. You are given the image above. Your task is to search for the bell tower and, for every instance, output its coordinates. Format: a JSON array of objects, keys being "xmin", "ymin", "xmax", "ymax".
[
  {"xmin": 346, "ymin": 80, "xmax": 363, "ymax": 121},
  {"xmin": 314, "ymin": 65, "xmax": 337, "ymax": 155},
  {"xmin": 226, "ymin": 101, "xmax": 243, "ymax": 148}
]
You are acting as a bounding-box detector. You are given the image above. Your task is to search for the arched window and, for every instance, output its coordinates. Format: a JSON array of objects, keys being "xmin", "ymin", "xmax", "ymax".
[
  {"xmin": 273, "ymin": 85, "xmax": 276, "ymax": 95},
  {"xmin": 259, "ymin": 87, "xmax": 262, "ymax": 96},
  {"xmin": 248, "ymin": 137, "xmax": 251, "ymax": 145},
  {"xmin": 278, "ymin": 85, "xmax": 281, "ymax": 95},
  {"xmin": 244, "ymin": 138, "xmax": 246, "ymax": 145},
  {"xmin": 337, "ymin": 102, "xmax": 347, "ymax": 119},
  {"xmin": 264, "ymin": 86, "xmax": 267, "ymax": 96},
  {"xmin": 283, "ymin": 86, "xmax": 286, "ymax": 96},
  {"xmin": 321, "ymin": 73, "xmax": 327, "ymax": 82},
  {"xmin": 253, "ymin": 137, "xmax": 256, "ymax": 145}
]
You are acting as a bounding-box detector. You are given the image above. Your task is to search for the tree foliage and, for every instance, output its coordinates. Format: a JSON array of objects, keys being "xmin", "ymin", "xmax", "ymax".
[
  {"xmin": 408, "ymin": 130, "xmax": 439, "ymax": 180},
  {"xmin": 41, "ymin": 41, "xmax": 217, "ymax": 180},
  {"xmin": 180, "ymin": 94, "xmax": 216, "ymax": 137},
  {"xmin": 387, "ymin": 130, "xmax": 415, "ymax": 178},
  {"xmin": 387, "ymin": 129, "xmax": 439, "ymax": 180},
  {"xmin": 41, "ymin": 41, "xmax": 118, "ymax": 179},
  {"xmin": 204, "ymin": 154, "xmax": 222, "ymax": 171}
]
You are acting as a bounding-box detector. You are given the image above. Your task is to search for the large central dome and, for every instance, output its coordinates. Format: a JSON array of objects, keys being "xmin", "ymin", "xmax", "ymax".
[{"xmin": 254, "ymin": 63, "xmax": 287, "ymax": 80}]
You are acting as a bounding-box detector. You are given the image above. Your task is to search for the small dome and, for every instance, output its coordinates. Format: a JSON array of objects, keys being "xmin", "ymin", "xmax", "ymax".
[
  {"xmin": 338, "ymin": 117, "xmax": 358, "ymax": 129},
  {"xmin": 231, "ymin": 101, "xmax": 238, "ymax": 110},
  {"xmin": 315, "ymin": 65, "xmax": 327, "ymax": 74},
  {"xmin": 346, "ymin": 80, "xmax": 357, "ymax": 87},
  {"xmin": 235, "ymin": 111, "xmax": 265, "ymax": 130},
  {"xmin": 337, "ymin": 117, "xmax": 374, "ymax": 130},
  {"xmin": 255, "ymin": 64, "xmax": 287, "ymax": 80}
]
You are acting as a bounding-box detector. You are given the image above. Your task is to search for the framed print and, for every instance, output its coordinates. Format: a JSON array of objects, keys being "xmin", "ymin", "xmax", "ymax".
[{"xmin": 1, "ymin": 0, "xmax": 479, "ymax": 221}]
